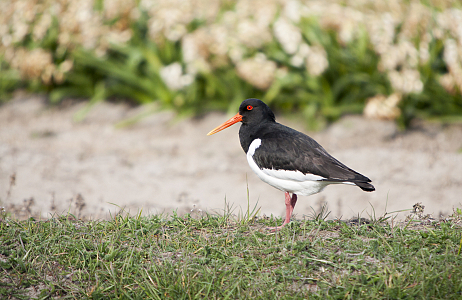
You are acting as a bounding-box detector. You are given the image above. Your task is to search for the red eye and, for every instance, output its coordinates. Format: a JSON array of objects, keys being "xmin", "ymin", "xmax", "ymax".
[{"xmin": 247, "ymin": 105, "xmax": 253, "ymax": 110}]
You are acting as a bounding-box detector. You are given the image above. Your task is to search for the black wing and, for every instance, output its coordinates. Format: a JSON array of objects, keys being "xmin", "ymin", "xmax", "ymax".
[{"xmin": 252, "ymin": 123, "xmax": 374, "ymax": 188}]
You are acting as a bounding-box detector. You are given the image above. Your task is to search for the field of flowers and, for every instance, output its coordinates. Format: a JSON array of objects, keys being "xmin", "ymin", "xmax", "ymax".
[{"xmin": 1, "ymin": 0, "xmax": 461, "ymax": 127}]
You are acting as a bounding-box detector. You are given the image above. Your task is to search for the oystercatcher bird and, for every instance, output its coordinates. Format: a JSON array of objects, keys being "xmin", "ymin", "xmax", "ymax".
[{"xmin": 207, "ymin": 99, "xmax": 375, "ymax": 229}]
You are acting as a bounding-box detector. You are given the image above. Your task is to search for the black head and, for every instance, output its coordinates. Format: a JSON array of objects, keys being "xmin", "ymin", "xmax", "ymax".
[
  {"xmin": 207, "ymin": 98, "xmax": 275, "ymax": 136},
  {"xmin": 238, "ymin": 99, "xmax": 276, "ymax": 125}
]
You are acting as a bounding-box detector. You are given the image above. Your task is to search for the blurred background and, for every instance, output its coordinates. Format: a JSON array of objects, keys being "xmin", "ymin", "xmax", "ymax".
[{"xmin": 1, "ymin": 0, "xmax": 461, "ymax": 220}]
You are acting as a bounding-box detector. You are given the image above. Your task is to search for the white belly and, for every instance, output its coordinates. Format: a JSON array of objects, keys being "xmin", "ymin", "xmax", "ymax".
[{"xmin": 246, "ymin": 139, "xmax": 334, "ymax": 196}]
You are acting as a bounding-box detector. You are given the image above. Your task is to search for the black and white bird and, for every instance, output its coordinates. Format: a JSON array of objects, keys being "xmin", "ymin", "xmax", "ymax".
[{"xmin": 207, "ymin": 99, "xmax": 375, "ymax": 230}]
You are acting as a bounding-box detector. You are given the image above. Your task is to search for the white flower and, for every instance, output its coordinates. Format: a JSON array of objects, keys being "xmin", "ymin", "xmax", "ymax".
[
  {"xmin": 284, "ymin": 0, "xmax": 301, "ymax": 23},
  {"xmin": 364, "ymin": 93, "xmax": 402, "ymax": 120},
  {"xmin": 160, "ymin": 62, "xmax": 194, "ymax": 91},
  {"xmin": 273, "ymin": 17, "xmax": 302, "ymax": 55},
  {"xmin": 367, "ymin": 13, "xmax": 396, "ymax": 54},
  {"xmin": 388, "ymin": 69, "xmax": 423, "ymax": 94},
  {"xmin": 237, "ymin": 19, "xmax": 271, "ymax": 49},
  {"xmin": 443, "ymin": 38, "xmax": 458, "ymax": 66},
  {"xmin": 439, "ymin": 73, "xmax": 456, "ymax": 94},
  {"xmin": 236, "ymin": 53, "xmax": 276, "ymax": 89},
  {"xmin": 306, "ymin": 45, "xmax": 329, "ymax": 76}
]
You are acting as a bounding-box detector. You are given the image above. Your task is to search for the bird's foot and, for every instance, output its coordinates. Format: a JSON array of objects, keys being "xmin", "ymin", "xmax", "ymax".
[
  {"xmin": 266, "ymin": 220, "xmax": 292, "ymax": 231},
  {"xmin": 266, "ymin": 225, "xmax": 285, "ymax": 232}
]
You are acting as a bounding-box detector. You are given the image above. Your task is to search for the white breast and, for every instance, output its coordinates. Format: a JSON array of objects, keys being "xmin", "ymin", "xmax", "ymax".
[{"xmin": 246, "ymin": 139, "xmax": 334, "ymax": 196}]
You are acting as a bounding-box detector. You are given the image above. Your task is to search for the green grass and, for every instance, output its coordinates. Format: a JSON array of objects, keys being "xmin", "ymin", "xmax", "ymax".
[{"xmin": 1, "ymin": 210, "xmax": 461, "ymax": 299}]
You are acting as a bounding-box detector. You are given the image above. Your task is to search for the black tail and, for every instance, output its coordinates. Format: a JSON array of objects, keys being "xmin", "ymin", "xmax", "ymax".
[{"xmin": 355, "ymin": 181, "xmax": 375, "ymax": 192}]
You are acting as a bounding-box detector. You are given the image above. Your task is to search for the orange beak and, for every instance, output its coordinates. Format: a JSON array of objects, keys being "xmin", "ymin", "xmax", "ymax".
[{"xmin": 207, "ymin": 113, "xmax": 243, "ymax": 135}]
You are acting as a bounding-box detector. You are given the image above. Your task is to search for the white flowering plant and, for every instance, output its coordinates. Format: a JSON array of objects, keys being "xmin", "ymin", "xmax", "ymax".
[{"xmin": 1, "ymin": 0, "xmax": 461, "ymax": 128}]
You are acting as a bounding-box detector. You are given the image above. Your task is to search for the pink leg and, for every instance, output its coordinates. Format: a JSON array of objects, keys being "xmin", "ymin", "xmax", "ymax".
[{"xmin": 268, "ymin": 192, "xmax": 298, "ymax": 231}]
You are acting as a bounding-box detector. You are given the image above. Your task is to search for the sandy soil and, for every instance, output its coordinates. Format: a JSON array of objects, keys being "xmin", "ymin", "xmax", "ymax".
[{"xmin": 1, "ymin": 94, "xmax": 461, "ymax": 221}]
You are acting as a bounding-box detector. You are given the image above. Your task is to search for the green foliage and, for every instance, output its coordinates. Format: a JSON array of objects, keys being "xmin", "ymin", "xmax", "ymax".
[
  {"xmin": 1, "ymin": 1, "xmax": 462, "ymax": 128},
  {"xmin": 398, "ymin": 39, "xmax": 462, "ymax": 127},
  {"xmin": 263, "ymin": 20, "xmax": 392, "ymax": 129},
  {"xmin": 0, "ymin": 60, "xmax": 22, "ymax": 102}
]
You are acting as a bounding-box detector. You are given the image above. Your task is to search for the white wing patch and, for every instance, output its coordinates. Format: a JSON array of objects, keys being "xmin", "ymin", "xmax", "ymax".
[
  {"xmin": 247, "ymin": 138, "xmax": 262, "ymax": 156},
  {"xmin": 261, "ymin": 168, "xmax": 325, "ymax": 182},
  {"xmin": 246, "ymin": 138, "xmax": 334, "ymax": 196}
]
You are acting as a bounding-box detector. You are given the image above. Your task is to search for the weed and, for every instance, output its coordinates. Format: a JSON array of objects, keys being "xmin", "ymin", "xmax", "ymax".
[{"xmin": 307, "ymin": 201, "xmax": 331, "ymax": 222}]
